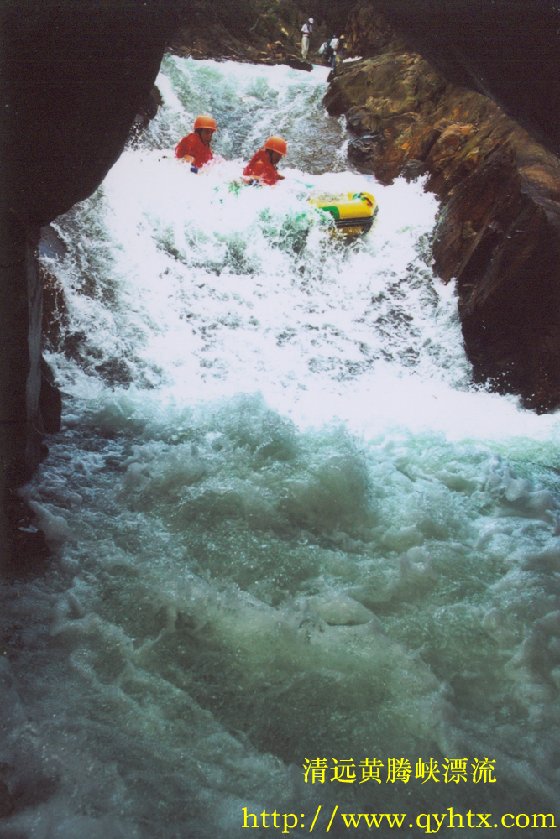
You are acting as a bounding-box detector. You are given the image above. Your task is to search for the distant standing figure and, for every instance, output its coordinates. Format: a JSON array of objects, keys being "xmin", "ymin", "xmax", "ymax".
[
  {"xmin": 324, "ymin": 35, "xmax": 334, "ymax": 66},
  {"xmin": 337, "ymin": 34, "xmax": 346, "ymax": 62},
  {"xmin": 301, "ymin": 17, "xmax": 314, "ymax": 60},
  {"xmin": 328, "ymin": 34, "xmax": 339, "ymax": 69}
]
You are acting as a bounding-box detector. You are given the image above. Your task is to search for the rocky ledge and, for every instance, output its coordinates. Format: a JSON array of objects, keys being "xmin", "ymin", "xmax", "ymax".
[
  {"xmin": 168, "ymin": 19, "xmax": 312, "ymax": 71},
  {"xmin": 326, "ymin": 1, "xmax": 560, "ymax": 411}
]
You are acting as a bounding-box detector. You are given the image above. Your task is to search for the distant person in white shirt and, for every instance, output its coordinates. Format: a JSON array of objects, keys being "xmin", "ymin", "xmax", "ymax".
[
  {"xmin": 301, "ymin": 17, "xmax": 314, "ymax": 60},
  {"xmin": 327, "ymin": 34, "xmax": 339, "ymax": 69}
]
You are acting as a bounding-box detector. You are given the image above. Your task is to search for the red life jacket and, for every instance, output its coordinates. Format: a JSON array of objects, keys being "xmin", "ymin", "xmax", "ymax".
[
  {"xmin": 174, "ymin": 133, "xmax": 213, "ymax": 169},
  {"xmin": 243, "ymin": 149, "xmax": 281, "ymax": 185}
]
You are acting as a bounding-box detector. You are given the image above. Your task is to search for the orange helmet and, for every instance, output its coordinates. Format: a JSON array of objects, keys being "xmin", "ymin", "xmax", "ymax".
[
  {"xmin": 264, "ymin": 136, "xmax": 287, "ymax": 156},
  {"xmin": 194, "ymin": 114, "xmax": 217, "ymax": 131}
]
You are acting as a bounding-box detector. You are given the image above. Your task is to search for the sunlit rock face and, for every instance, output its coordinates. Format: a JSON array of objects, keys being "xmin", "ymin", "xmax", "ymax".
[
  {"xmin": 351, "ymin": 0, "xmax": 560, "ymax": 158},
  {"xmin": 327, "ymin": 0, "xmax": 560, "ymax": 411}
]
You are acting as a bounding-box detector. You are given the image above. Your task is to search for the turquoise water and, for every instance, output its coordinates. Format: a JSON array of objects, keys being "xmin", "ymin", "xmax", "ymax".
[{"xmin": 1, "ymin": 57, "xmax": 559, "ymax": 838}]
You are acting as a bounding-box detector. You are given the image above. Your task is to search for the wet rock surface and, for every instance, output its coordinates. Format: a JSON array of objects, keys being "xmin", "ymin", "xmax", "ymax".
[
  {"xmin": 0, "ymin": 0, "xmax": 181, "ymax": 561},
  {"xmin": 438, "ymin": 141, "xmax": 560, "ymax": 412},
  {"xmin": 326, "ymin": 2, "xmax": 560, "ymax": 411},
  {"xmin": 361, "ymin": 0, "xmax": 560, "ymax": 158}
]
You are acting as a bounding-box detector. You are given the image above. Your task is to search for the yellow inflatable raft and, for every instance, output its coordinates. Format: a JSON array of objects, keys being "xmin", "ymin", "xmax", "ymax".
[{"xmin": 309, "ymin": 191, "xmax": 378, "ymax": 236}]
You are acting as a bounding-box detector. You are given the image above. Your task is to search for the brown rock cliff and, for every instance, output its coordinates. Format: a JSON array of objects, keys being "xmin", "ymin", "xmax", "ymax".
[{"xmin": 326, "ymin": 3, "xmax": 560, "ymax": 411}]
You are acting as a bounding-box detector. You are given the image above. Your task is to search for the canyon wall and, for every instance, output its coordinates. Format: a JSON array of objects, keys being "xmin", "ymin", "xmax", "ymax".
[
  {"xmin": 0, "ymin": 0, "xmax": 181, "ymax": 565},
  {"xmin": 328, "ymin": 0, "xmax": 560, "ymax": 411}
]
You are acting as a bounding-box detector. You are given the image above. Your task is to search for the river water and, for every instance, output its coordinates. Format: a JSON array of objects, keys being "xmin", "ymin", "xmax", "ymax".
[{"xmin": 2, "ymin": 56, "xmax": 559, "ymax": 838}]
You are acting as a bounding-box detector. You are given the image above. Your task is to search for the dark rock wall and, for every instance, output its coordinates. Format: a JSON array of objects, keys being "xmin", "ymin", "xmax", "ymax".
[
  {"xmin": 331, "ymin": 1, "xmax": 560, "ymax": 411},
  {"xmin": 435, "ymin": 138, "xmax": 560, "ymax": 411},
  {"xmin": 2, "ymin": 0, "xmax": 180, "ymax": 224},
  {"xmin": 0, "ymin": 0, "xmax": 181, "ymax": 564}
]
